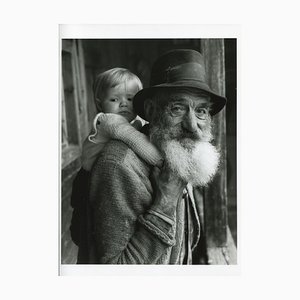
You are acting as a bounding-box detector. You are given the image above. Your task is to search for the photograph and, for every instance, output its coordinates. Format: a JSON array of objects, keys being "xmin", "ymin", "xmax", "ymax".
[
  {"xmin": 2, "ymin": 0, "xmax": 300, "ymax": 296},
  {"xmin": 60, "ymin": 35, "xmax": 237, "ymax": 267}
]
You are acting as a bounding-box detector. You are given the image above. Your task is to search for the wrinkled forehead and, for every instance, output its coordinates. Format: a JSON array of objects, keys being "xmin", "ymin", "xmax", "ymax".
[{"xmin": 155, "ymin": 88, "xmax": 211, "ymax": 107}]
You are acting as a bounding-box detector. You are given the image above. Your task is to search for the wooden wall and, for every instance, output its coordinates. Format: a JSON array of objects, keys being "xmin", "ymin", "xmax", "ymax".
[
  {"xmin": 61, "ymin": 40, "xmax": 88, "ymax": 263},
  {"xmin": 201, "ymin": 39, "xmax": 236, "ymax": 264},
  {"xmin": 225, "ymin": 39, "xmax": 237, "ymax": 246}
]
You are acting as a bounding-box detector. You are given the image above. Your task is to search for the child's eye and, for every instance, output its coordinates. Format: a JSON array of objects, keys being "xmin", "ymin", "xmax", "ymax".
[
  {"xmin": 109, "ymin": 98, "xmax": 118, "ymax": 102},
  {"xmin": 127, "ymin": 98, "xmax": 132, "ymax": 101}
]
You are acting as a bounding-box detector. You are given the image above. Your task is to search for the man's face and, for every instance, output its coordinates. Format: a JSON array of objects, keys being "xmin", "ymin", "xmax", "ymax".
[
  {"xmin": 154, "ymin": 90, "xmax": 212, "ymax": 148},
  {"xmin": 148, "ymin": 89, "xmax": 219, "ymax": 187}
]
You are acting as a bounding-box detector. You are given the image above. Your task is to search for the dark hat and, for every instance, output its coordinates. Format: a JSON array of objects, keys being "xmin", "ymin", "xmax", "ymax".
[{"xmin": 133, "ymin": 49, "xmax": 226, "ymax": 120}]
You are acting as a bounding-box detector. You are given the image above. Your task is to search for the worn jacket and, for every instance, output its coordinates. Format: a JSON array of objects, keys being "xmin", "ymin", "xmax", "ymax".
[{"xmin": 81, "ymin": 139, "xmax": 203, "ymax": 264}]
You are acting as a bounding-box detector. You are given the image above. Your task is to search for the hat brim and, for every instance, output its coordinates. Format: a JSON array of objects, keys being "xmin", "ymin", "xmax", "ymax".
[{"xmin": 133, "ymin": 81, "xmax": 227, "ymax": 121}]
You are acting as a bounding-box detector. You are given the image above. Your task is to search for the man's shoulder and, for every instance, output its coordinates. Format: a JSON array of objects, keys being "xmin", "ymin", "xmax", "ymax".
[{"xmin": 91, "ymin": 140, "xmax": 152, "ymax": 192}]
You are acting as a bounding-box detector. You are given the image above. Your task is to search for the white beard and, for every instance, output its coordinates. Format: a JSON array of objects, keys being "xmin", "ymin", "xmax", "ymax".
[{"xmin": 161, "ymin": 139, "xmax": 220, "ymax": 187}]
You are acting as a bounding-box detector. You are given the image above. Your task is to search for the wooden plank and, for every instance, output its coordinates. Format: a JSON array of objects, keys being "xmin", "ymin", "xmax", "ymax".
[
  {"xmin": 61, "ymin": 229, "xmax": 78, "ymax": 264},
  {"xmin": 225, "ymin": 226, "xmax": 237, "ymax": 264},
  {"xmin": 74, "ymin": 40, "xmax": 89, "ymax": 142},
  {"xmin": 206, "ymin": 227, "xmax": 237, "ymax": 265},
  {"xmin": 207, "ymin": 247, "xmax": 227, "ymax": 264},
  {"xmin": 61, "ymin": 202, "xmax": 72, "ymax": 238},
  {"xmin": 85, "ymin": 67, "xmax": 97, "ymax": 124},
  {"xmin": 61, "ymin": 155, "xmax": 81, "ymax": 264},
  {"xmin": 201, "ymin": 39, "xmax": 228, "ymax": 248},
  {"xmin": 61, "ymin": 45, "xmax": 80, "ymax": 146},
  {"xmin": 62, "ymin": 39, "xmax": 73, "ymax": 52},
  {"xmin": 61, "ymin": 150, "xmax": 81, "ymax": 178},
  {"xmin": 61, "ymin": 39, "xmax": 89, "ymax": 265}
]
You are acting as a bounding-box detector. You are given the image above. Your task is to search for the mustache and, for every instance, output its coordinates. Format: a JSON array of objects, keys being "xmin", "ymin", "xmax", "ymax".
[
  {"xmin": 177, "ymin": 128, "xmax": 201, "ymax": 140},
  {"xmin": 167, "ymin": 126, "xmax": 212, "ymax": 143}
]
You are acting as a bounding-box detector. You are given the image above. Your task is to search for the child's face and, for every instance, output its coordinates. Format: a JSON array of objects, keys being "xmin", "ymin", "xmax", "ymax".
[{"xmin": 100, "ymin": 81, "xmax": 139, "ymax": 122}]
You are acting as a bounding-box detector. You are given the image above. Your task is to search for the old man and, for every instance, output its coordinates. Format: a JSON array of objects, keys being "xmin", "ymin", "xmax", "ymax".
[{"xmin": 84, "ymin": 49, "xmax": 226, "ymax": 264}]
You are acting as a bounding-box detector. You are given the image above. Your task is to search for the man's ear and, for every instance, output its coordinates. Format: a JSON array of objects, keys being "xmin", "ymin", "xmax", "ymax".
[{"xmin": 144, "ymin": 99, "xmax": 155, "ymax": 121}]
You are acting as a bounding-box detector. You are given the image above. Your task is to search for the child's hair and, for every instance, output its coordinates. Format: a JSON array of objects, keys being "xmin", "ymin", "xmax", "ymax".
[{"xmin": 93, "ymin": 67, "xmax": 143, "ymax": 112}]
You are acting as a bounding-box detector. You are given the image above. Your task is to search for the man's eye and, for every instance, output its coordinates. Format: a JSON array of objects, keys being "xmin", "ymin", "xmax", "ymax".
[
  {"xmin": 195, "ymin": 107, "xmax": 208, "ymax": 119},
  {"xmin": 171, "ymin": 105, "xmax": 186, "ymax": 115}
]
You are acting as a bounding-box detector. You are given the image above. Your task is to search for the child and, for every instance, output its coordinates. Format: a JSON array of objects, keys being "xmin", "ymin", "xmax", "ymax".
[
  {"xmin": 71, "ymin": 68, "xmax": 163, "ymax": 256},
  {"xmin": 81, "ymin": 67, "xmax": 163, "ymax": 171}
]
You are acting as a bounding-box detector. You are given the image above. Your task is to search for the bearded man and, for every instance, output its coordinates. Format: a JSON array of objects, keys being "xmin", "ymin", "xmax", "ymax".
[{"xmin": 85, "ymin": 49, "xmax": 226, "ymax": 264}]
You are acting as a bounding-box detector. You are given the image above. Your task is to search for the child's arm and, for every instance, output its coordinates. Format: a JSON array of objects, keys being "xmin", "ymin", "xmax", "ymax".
[{"xmin": 98, "ymin": 114, "xmax": 163, "ymax": 167}]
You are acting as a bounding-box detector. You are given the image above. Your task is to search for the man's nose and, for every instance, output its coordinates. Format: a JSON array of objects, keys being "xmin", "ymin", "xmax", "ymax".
[{"xmin": 182, "ymin": 110, "xmax": 199, "ymax": 133}]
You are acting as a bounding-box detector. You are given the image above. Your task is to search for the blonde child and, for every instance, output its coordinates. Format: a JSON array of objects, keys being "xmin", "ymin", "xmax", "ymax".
[
  {"xmin": 81, "ymin": 67, "xmax": 163, "ymax": 171},
  {"xmin": 71, "ymin": 68, "xmax": 163, "ymax": 249}
]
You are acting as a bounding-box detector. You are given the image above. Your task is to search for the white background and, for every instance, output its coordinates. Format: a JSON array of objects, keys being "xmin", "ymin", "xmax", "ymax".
[{"xmin": 1, "ymin": 0, "xmax": 299, "ymax": 299}]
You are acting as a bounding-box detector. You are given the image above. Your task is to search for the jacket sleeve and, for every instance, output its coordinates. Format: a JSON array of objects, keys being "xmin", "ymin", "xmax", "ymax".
[
  {"xmin": 105, "ymin": 120, "xmax": 163, "ymax": 167},
  {"xmin": 89, "ymin": 153, "xmax": 176, "ymax": 264}
]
